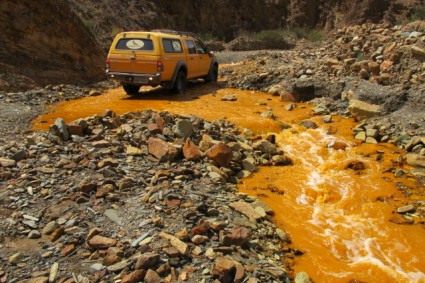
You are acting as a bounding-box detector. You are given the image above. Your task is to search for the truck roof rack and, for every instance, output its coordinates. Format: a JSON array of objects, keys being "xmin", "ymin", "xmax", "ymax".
[{"xmin": 150, "ymin": 29, "xmax": 200, "ymax": 40}]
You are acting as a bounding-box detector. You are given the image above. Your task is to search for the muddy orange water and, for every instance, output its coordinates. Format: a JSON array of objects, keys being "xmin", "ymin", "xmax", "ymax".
[{"xmin": 33, "ymin": 83, "xmax": 425, "ymax": 282}]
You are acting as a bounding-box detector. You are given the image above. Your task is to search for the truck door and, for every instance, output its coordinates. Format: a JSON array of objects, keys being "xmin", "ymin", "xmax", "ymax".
[
  {"xmin": 194, "ymin": 40, "xmax": 211, "ymax": 77},
  {"xmin": 185, "ymin": 39, "xmax": 198, "ymax": 78}
]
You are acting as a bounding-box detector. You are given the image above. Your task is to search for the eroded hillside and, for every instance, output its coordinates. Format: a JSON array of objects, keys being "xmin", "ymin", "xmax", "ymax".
[
  {"xmin": 0, "ymin": 0, "xmax": 105, "ymax": 92},
  {"xmin": 68, "ymin": 0, "xmax": 421, "ymax": 49}
]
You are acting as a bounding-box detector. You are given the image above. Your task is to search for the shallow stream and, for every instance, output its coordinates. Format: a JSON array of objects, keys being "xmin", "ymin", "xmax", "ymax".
[{"xmin": 33, "ymin": 83, "xmax": 425, "ymax": 282}]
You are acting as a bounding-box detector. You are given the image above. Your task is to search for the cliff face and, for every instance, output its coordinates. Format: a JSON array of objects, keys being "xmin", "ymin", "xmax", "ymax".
[
  {"xmin": 68, "ymin": 0, "xmax": 421, "ymax": 49},
  {"xmin": 0, "ymin": 0, "xmax": 105, "ymax": 91},
  {"xmin": 0, "ymin": 0, "xmax": 421, "ymax": 91}
]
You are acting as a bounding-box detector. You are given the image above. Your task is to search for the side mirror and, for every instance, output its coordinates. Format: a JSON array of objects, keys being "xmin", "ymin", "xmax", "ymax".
[{"xmin": 208, "ymin": 51, "xmax": 214, "ymax": 57}]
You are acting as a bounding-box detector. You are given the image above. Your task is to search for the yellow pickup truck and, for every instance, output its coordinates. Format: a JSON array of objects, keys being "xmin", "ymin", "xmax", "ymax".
[{"xmin": 106, "ymin": 30, "xmax": 218, "ymax": 95}]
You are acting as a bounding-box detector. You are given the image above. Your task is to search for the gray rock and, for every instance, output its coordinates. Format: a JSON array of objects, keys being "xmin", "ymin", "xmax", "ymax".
[
  {"xmin": 397, "ymin": 204, "xmax": 415, "ymax": 213},
  {"xmin": 104, "ymin": 209, "xmax": 124, "ymax": 226},
  {"xmin": 55, "ymin": 118, "xmax": 69, "ymax": 141},
  {"xmin": 28, "ymin": 230, "xmax": 41, "ymax": 239},
  {"xmin": 174, "ymin": 119, "xmax": 193, "ymax": 139},
  {"xmin": 242, "ymin": 156, "xmax": 258, "ymax": 172},
  {"xmin": 322, "ymin": 115, "xmax": 332, "ymax": 123},
  {"xmin": 253, "ymin": 140, "xmax": 277, "ymax": 155}
]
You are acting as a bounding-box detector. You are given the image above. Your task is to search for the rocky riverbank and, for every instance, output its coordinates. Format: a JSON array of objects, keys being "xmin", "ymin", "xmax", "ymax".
[
  {"xmin": 1, "ymin": 20, "xmax": 425, "ymax": 283},
  {"xmin": 0, "ymin": 109, "xmax": 297, "ymax": 283},
  {"xmin": 0, "ymin": 81, "xmax": 118, "ymax": 143},
  {"xmin": 220, "ymin": 21, "xmax": 425, "ymax": 173}
]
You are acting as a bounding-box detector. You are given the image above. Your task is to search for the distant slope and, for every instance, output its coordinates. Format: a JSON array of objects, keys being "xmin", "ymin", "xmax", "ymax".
[
  {"xmin": 0, "ymin": 0, "xmax": 105, "ymax": 92},
  {"xmin": 68, "ymin": 0, "xmax": 421, "ymax": 50}
]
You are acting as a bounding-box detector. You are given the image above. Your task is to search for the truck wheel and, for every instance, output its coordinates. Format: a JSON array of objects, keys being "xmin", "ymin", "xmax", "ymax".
[
  {"xmin": 123, "ymin": 84, "xmax": 140, "ymax": 95},
  {"xmin": 172, "ymin": 70, "xmax": 187, "ymax": 94},
  {"xmin": 204, "ymin": 64, "xmax": 218, "ymax": 82}
]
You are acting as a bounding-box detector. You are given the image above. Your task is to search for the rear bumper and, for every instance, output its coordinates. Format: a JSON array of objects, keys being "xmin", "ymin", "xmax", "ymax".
[{"xmin": 106, "ymin": 71, "xmax": 162, "ymax": 85}]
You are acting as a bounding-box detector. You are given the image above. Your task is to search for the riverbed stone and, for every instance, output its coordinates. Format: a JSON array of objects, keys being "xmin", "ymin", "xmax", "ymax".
[
  {"xmin": 122, "ymin": 270, "xmax": 146, "ymax": 283},
  {"xmin": 222, "ymin": 226, "xmax": 252, "ymax": 246},
  {"xmin": 253, "ymin": 140, "xmax": 277, "ymax": 155},
  {"xmin": 230, "ymin": 201, "xmax": 262, "ymax": 223},
  {"xmin": 55, "ymin": 118, "xmax": 69, "ymax": 140},
  {"xmin": 205, "ymin": 142, "xmax": 232, "ymax": 167},
  {"xmin": 174, "ymin": 119, "xmax": 193, "ymax": 139},
  {"xmin": 148, "ymin": 137, "xmax": 178, "ymax": 162},
  {"xmin": 295, "ymin": 271, "xmax": 313, "ymax": 283},
  {"xmin": 0, "ymin": 158, "xmax": 16, "ymax": 167},
  {"xmin": 183, "ymin": 138, "xmax": 201, "ymax": 161},
  {"xmin": 135, "ymin": 253, "xmax": 160, "ymax": 270},
  {"xmin": 397, "ymin": 204, "xmax": 415, "ymax": 213},
  {"xmin": 348, "ymin": 99, "xmax": 382, "ymax": 119},
  {"xmin": 144, "ymin": 269, "xmax": 161, "ymax": 283},
  {"xmin": 406, "ymin": 153, "xmax": 425, "ymax": 167},
  {"xmin": 88, "ymin": 235, "xmax": 117, "ymax": 249}
]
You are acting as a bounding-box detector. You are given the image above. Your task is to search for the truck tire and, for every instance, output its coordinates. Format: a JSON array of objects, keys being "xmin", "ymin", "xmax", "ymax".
[
  {"xmin": 204, "ymin": 64, "xmax": 218, "ymax": 83},
  {"xmin": 123, "ymin": 84, "xmax": 140, "ymax": 95},
  {"xmin": 172, "ymin": 70, "xmax": 187, "ymax": 94}
]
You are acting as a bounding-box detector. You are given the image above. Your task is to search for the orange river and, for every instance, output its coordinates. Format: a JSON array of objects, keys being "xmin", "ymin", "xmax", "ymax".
[{"xmin": 33, "ymin": 82, "xmax": 425, "ymax": 283}]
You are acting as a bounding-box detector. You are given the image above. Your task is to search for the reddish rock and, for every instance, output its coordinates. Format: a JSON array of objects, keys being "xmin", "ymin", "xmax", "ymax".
[
  {"xmin": 95, "ymin": 185, "xmax": 114, "ymax": 198},
  {"xmin": 102, "ymin": 254, "xmax": 122, "ymax": 266},
  {"xmin": 78, "ymin": 181, "xmax": 97, "ymax": 194},
  {"xmin": 107, "ymin": 247, "xmax": 124, "ymax": 257},
  {"xmin": 148, "ymin": 137, "xmax": 178, "ymax": 162},
  {"xmin": 135, "ymin": 253, "xmax": 160, "ymax": 270},
  {"xmin": 153, "ymin": 113, "xmax": 166, "ymax": 131},
  {"xmin": 122, "ymin": 270, "xmax": 146, "ymax": 283},
  {"xmin": 183, "ymin": 138, "xmax": 201, "ymax": 161},
  {"xmin": 212, "ymin": 257, "xmax": 238, "ymax": 283},
  {"xmin": 144, "ymin": 269, "xmax": 161, "ymax": 283},
  {"xmin": 86, "ymin": 227, "xmax": 102, "ymax": 241},
  {"xmin": 164, "ymin": 247, "xmax": 180, "ymax": 258},
  {"xmin": 60, "ymin": 244, "xmax": 75, "ymax": 256},
  {"xmin": 49, "ymin": 227, "xmax": 64, "ymax": 242},
  {"xmin": 88, "ymin": 235, "xmax": 117, "ymax": 249},
  {"xmin": 205, "ymin": 143, "xmax": 232, "ymax": 167},
  {"xmin": 380, "ymin": 60, "xmax": 393, "ymax": 72},
  {"xmin": 222, "ymin": 227, "xmax": 252, "ymax": 246},
  {"xmin": 191, "ymin": 222, "xmax": 210, "ymax": 236},
  {"xmin": 97, "ymin": 158, "xmax": 118, "ymax": 168},
  {"xmin": 66, "ymin": 123, "xmax": 83, "ymax": 136},
  {"xmin": 279, "ymin": 92, "xmax": 296, "ymax": 102},
  {"xmin": 147, "ymin": 123, "xmax": 161, "ymax": 134},
  {"xmin": 164, "ymin": 196, "xmax": 181, "ymax": 208}
]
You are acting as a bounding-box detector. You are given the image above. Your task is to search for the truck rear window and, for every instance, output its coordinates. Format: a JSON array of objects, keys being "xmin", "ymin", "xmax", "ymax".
[{"xmin": 115, "ymin": 38, "xmax": 154, "ymax": 51}]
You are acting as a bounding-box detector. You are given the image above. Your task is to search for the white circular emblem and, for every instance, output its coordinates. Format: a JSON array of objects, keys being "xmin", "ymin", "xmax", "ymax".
[
  {"xmin": 172, "ymin": 41, "xmax": 182, "ymax": 51},
  {"xmin": 126, "ymin": 40, "xmax": 145, "ymax": 50}
]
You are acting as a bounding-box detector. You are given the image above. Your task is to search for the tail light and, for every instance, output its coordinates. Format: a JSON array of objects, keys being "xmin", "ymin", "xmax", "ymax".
[
  {"xmin": 157, "ymin": 61, "xmax": 164, "ymax": 72},
  {"xmin": 106, "ymin": 59, "xmax": 110, "ymax": 69}
]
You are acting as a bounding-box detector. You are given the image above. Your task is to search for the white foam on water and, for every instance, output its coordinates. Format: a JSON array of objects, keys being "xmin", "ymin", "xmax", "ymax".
[{"xmin": 280, "ymin": 127, "xmax": 425, "ymax": 282}]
